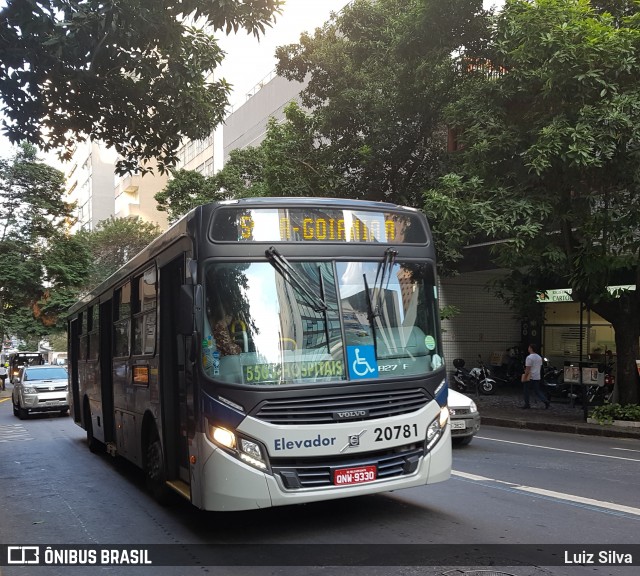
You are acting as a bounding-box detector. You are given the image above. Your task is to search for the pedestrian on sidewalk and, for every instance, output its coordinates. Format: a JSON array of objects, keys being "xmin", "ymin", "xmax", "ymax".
[
  {"xmin": 0, "ymin": 363, "xmax": 7, "ymax": 391},
  {"xmin": 521, "ymin": 343, "xmax": 550, "ymax": 409}
]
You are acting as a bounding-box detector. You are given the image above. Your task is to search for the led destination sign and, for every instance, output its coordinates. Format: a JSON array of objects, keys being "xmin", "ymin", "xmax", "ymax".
[{"xmin": 211, "ymin": 207, "xmax": 427, "ymax": 244}]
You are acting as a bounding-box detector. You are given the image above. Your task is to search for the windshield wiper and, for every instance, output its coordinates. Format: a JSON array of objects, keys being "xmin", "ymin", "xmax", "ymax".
[
  {"xmin": 265, "ymin": 246, "xmax": 328, "ymax": 313},
  {"xmin": 363, "ymin": 273, "xmax": 379, "ymax": 356},
  {"xmin": 371, "ymin": 247, "xmax": 398, "ymax": 317},
  {"xmin": 364, "ymin": 248, "xmax": 398, "ymax": 357}
]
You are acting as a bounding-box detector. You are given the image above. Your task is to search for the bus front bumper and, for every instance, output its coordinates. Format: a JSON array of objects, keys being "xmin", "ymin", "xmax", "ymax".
[{"xmin": 196, "ymin": 427, "xmax": 451, "ymax": 511}]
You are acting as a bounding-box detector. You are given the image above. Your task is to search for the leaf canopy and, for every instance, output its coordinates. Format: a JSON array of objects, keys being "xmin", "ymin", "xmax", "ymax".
[{"xmin": 0, "ymin": 0, "xmax": 283, "ymax": 174}]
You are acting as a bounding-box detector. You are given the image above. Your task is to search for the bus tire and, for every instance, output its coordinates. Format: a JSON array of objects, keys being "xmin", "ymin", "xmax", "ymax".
[
  {"xmin": 145, "ymin": 436, "xmax": 169, "ymax": 504},
  {"xmin": 84, "ymin": 400, "xmax": 99, "ymax": 453}
]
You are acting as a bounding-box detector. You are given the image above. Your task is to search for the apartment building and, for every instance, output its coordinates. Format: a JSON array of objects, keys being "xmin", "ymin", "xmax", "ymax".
[
  {"xmin": 114, "ymin": 162, "xmax": 170, "ymax": 230},
  {"xmin": 64, "ymin": 140, "xmax": 117, "ymax": 232}
]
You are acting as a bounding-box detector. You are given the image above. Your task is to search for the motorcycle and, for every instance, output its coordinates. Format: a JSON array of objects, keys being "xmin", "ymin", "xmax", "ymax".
[
  {"xmin": 452, "ymin": 356, "xmax": 496, "ymax": 395},
  {"xmin": 542, "ymin": 358, "xmax": 571, "ymax": 401},
  {"xmin": 586, "ymin": 364, "xmax": 615, "ymax": 405},
  {"xmin": 543, "ymin": 358, "xmax": 615, "ymax": 405}
]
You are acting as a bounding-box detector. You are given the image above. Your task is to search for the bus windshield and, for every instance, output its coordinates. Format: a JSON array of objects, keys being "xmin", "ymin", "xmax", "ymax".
[{"xmin": 202, "ymin": 258, "xmax": 442, "ymax": 386}]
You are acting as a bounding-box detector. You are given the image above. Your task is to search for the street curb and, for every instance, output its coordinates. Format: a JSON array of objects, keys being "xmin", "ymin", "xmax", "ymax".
[{"xmin": 482, "ymin": 416, "xmax": 640, "ymax": 440}]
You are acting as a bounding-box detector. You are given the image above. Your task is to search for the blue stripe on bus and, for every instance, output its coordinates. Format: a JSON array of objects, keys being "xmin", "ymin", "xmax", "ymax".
[
  {"xmin": 202, "ymin": 395, "xmax": 246, "ymax": 427},
  {"xmin": 435, "ymin": 384, "xmax": 448, "ymax": 407}
]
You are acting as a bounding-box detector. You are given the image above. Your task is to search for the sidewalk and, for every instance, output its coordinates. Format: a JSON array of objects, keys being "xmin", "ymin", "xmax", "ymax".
[
  {"xmin": 471, "ymin": 386, "xmax": 640, "ymax": 440},
  {"xmin": 2, "ymin": 383, "xmax": 638, "ymax": 440},
  {"xmin": 0, "ymin": 384, "xmax": 12, "ymax": 403}
]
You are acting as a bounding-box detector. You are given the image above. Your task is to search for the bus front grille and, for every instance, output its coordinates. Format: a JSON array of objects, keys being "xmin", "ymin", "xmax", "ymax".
[
  {"xmin": 254, "ymin": 388, "xmax": 429, "ymax": 424},
  {"xmin": 271, "ymin": 445, "xmax": 423, "ymax": 489}
]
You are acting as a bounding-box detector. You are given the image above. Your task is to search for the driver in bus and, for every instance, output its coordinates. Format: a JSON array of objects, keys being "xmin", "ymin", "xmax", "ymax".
[{"xmin": 209, "ymin": 300, "xmax": 241, "ymax": 356}]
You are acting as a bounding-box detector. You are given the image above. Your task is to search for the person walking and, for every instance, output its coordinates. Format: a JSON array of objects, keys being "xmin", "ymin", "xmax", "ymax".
[
  {"xmin": 0, "ymin": 363, "xmax": 8, "ymax": 391},
  {"xmin": 521, "ymin": 343, "xmax": 550, "ymax": 409}
]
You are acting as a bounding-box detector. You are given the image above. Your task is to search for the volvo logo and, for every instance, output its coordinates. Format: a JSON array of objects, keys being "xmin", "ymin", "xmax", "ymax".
[
  {"xmin": 333, "ymin": 409, "xmax": 369, "ymax": 421},
  {"xmin": 340, "ymin": 429, "xmax": 367, "ymax": 453}
]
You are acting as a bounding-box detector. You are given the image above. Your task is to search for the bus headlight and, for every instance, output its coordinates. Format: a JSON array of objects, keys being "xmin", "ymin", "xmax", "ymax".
[
  {"xmin": 239, "ymin": 439, "xmax": 267, "ymax": 470},
  {"xmin": 206, "ymin": 422, "xmax": 269, "ymax": 472},
  {"xmin": 211, "ymin": 426, "xmax": 236, "ymax": 449},
  {"xmin": 425, "ymin": 406, "xmax": 449, "ymax": 451}
]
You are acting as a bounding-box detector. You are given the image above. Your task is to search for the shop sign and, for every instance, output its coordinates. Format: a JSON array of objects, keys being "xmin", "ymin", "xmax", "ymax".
[
  {"xmin": 537, "ymin": 285, "xmax": 635, "ymax": 303},
  {"xmin": 537, "ymin": 289, "xmax": 572, "ymax": 302}
]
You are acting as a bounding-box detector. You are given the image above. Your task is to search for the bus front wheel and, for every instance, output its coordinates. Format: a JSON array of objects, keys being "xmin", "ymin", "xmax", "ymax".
[{"xmin": 145, "ymin": 437, "xmax": 169, "ymax": 504}]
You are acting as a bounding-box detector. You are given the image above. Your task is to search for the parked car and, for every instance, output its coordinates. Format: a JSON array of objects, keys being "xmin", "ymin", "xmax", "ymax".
[
  {"xmin": 448, "ymin": 388, "xmax": 481, "ymax": 446},
  {"xmin": 12, "ymin": 365, "xmax": 69, "ymax": 419}
]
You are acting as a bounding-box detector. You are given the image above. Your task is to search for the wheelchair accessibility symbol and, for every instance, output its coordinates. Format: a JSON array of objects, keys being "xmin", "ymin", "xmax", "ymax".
[{"xmin": 347, "ymin": 345, "xmax": 379, "ymax": 380}]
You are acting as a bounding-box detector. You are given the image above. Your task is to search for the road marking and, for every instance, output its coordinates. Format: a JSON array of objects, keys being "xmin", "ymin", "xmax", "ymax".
[
  {"xmin": 612, "ymin": 447, "xmax": 640, "ymax": 453},
  {"xmin": 0, "ymin": 423, "xmax": 34, "ymax": 442},
  {"xmin": 476, "ymin": 435, "xmax": 640, "ymax": 462},
  {"xmin": 452, "ymin": 470, "xmax": 640, "ymax": 517},
  {"xmin": 0, "ymin": 397, "xmax": 11, "ymax": 404}
]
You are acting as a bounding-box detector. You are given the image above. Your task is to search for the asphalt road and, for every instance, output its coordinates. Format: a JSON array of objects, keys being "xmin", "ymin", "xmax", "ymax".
[{"xmin": 1, "ymin": 397, "xmax": 638, "ymax": 576}]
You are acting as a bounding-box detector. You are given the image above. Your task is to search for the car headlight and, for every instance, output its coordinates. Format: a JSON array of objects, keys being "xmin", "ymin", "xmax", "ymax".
[
  {"xmin": 425, "ymin": 406, "xmax": 449, "ymax": 451},
  {"xmin": 469, "ymin": 399, "xmax": 478, "ymax": 413},
  {"xmin": 206, "ymin": 422, "xmax": 269, "ymax": 472},
  {"xmin": 22, "ymin": 386, "xmax": 37, "ymax": 394}
]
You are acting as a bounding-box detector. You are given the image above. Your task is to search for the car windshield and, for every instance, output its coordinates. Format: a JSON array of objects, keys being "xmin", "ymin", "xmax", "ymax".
[
  {"xmin": 202, "ymin": 258, "xmax": 442, "ymax": 386},
  {"xmin": 24, "ymin": 367, "xmax": 68, "ymax": 381}
]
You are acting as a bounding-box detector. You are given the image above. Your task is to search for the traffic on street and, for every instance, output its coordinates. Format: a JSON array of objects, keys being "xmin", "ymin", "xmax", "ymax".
[{"xmin": 1, "ymin": 392, "xmax": 638, "ymax": 576}]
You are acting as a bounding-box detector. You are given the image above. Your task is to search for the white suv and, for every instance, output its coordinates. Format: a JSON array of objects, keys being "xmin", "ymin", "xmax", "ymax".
[{"xmin": 12, "ymin": 365, "xmax": 69, "ymax": 419}]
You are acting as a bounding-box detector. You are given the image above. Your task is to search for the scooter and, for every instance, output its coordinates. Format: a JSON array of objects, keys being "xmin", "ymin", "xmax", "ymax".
[{"xmin": 452, "ymin": 356, "xmax": 496, "ymax": 395}]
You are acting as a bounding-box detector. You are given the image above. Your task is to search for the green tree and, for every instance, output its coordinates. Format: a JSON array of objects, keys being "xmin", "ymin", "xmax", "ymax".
[
  {"xmin": 0, "ymin": 0, "xmax": 283, "ymax": 174},
  {"xmin": 155, "ymin": 169, "xmax": 220, "ymax": 224},
  {"xmin": 79, "ymin": 216, "xmax": 162, "ymax": 291},
  {"xmin": 424, "ymin": 0, "xmax": 640, "ymax": 403},
  {"xmin": 275, "ymin": 0, "xmax": 492, "ymax": 206},
  {"xmin": 0, "ymin": 143, "xmax": 84, "ymax": 342}
]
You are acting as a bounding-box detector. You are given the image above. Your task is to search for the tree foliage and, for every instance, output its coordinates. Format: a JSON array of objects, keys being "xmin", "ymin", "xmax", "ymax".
[
  {"xmin": 0, "ymin": 0, "xmax": 283, "ymax": 174},
  {"xmin": 157, "ymin": 0, "xmax": 492, "ymax": 218},
  {"xmin": 275, "ymin": 0, "xmax": 491, "ymax": 206},
  {"xmin": 424, "ymin": 0, "xmax": 640, "ymax": 403},
  {"xmin": 78, "ymin": 216, "xmax": 162, "ymax": 291},
  {"xmin": 0, "ymin": 144, "xmax": 162, "ymax": 345},
  {"xmin": 0, "ymin": 143, "xmax": 85, "ymax": 343}
]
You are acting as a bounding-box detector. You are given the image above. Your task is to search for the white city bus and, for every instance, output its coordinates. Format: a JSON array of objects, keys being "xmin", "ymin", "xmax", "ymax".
[{"xmin": 68, "ymin": 197, "xmax": 451, "ymax": 511}]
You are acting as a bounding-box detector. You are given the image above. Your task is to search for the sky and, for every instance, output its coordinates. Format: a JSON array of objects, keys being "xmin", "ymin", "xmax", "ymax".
[{"xmin": 217, "ymin": 0, "xmax": 351, "ymax": 109}]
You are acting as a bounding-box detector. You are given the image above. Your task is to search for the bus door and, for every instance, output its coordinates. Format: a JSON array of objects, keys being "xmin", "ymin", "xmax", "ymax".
[
  {"xmin": 99, "ymin": 300, "xmax": 115, "ymax": 444},
  {"xmin": 69, "ymin": 319, "xmax": 81, "ymax": 424},
  {"xmin": 160, "ymin": 256, "xmax": 193, "ymax": 486}
]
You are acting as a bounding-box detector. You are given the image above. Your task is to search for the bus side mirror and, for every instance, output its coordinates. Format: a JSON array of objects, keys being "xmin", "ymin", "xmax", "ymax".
[{"xmin": 177, "ymin": 285, "xmax": 194, "ymax": 335}]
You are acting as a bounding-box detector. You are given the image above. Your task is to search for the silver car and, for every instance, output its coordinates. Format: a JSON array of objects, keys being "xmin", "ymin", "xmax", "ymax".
[
  {"xmin": 448, "ymin": 388, "xmax": 481, "ymax": 446},
  {"xmin": 12, "ymin": 365, "xmax": 70, "ymax": 419}
]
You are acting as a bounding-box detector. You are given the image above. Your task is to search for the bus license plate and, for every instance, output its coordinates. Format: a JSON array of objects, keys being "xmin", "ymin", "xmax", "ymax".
[{"xmin": 333, "ymin": 465, "xmax": 377, "ymax": 486}]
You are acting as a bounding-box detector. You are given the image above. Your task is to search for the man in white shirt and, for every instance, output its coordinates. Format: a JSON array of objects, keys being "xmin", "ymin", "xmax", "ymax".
[
  {"xmin": 0, "ymin": 364, "xmax": 7, "ymax": 391},
  {"xmin": 521, "ymin": 343, "xmax": 550, "ymax": 409}
]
